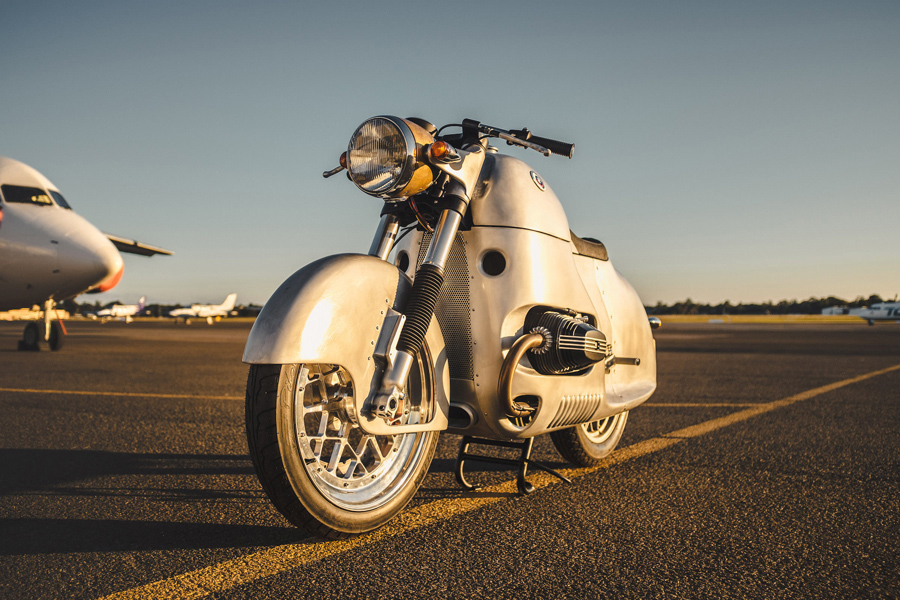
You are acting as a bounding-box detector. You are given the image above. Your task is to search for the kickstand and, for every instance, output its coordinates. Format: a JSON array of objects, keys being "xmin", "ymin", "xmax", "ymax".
[{"xmin": 455, "ymin": 436, "xmax": 571, "ymax": 495}]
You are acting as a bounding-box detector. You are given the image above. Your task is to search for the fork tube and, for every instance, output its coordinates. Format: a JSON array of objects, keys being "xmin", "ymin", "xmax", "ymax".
[
  {"xmin": 368, "ymin": 214, "xmax": 400, "ymax": 261},
  {"xmin": 422, "ymin": 210, "xmax": 462, "ymax": 268},
  {"xmin": 370, "ymin": 207, "xmax": 463, "ymax": 418},
  {"xmin": 396, "ymin": 208, "xmax": 461, "ymax": 355}
]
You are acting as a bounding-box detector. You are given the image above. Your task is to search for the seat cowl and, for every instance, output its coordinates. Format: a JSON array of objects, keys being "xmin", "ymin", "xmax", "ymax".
[{"xmin": 570, "ymin": 230, "xmax": 608, "ymax": 261}]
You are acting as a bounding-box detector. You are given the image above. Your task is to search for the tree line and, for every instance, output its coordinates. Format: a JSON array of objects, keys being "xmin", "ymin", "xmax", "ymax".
[{"xmin": 645, "ymin": 295, "xmax": 890, "ymax": 316}]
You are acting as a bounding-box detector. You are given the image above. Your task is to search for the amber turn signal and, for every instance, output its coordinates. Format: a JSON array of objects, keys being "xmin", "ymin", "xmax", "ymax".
[
  {"xmin": 339, "ymin": 152, "xmax": 347, "ymax": 169},
  {"xmin": 428, "ymin": 141, "xmax": 452, "ymax": 161}
]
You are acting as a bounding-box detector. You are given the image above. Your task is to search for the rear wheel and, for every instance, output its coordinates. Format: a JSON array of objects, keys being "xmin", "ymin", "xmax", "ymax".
[
  {"xmin": 550, "ymin": 411, "xmax": 628, "ymax": 467},
  {"xmin": 246, "ymin": 351, "xmax": 438, "ymax": 539}
]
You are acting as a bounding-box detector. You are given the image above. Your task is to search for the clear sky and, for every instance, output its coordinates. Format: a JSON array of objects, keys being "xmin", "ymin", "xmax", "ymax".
[{"xmin": 2, "ymin": 1, "xmax": 898, "ymax": 306}]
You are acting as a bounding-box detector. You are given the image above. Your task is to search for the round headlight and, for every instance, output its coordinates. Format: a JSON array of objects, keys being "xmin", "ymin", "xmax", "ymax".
[{"xmin": 347, "ymin": 116, "xmax": 434, "ymax": 198}]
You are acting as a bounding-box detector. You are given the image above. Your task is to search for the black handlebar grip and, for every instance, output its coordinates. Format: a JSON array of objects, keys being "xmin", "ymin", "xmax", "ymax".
[{"xmin": 528, "ymin": 135, "xmax": 575, "ymax": 158}]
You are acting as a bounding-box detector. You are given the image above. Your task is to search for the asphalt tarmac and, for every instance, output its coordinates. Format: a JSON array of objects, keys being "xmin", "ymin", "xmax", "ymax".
[{"xmin": 1, "ymin": 320, "xmax": 898, "ymax": 599}]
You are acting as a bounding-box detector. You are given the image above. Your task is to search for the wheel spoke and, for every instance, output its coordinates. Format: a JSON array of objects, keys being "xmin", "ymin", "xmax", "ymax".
[
  {"xmin": 316, "ymin": 412, "xmax": 329, "ymax": 437},
  {"xmin": 354, "ymin": 436, "xmax": 370, "ymax": 460},
  {"xmin": 326, "ymin": 441, "xmax": 344, "ymax": 472},
  {"xmin": 343, "ymin": 459, "xmax": 360, "ymax": 479}
]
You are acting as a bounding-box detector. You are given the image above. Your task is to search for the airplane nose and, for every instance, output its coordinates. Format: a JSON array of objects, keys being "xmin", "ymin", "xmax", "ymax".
[
  {"xmin": 96, "ymin": 259, "xmax": 125, "ymax": 292},
  {"xmin": 90, "ymin": 239, "xmax": 124, "ymax": 291},
  {"xmin": 59, "ymin": 230, "xmax": 125, "ymax": 293}
]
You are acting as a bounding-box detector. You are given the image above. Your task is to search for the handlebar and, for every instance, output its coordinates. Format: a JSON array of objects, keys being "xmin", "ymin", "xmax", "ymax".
[
  {"xmin": 459, "ymin": 118, "xmax": 574, "ymax": 159},
  {"xmin": 522, "ymin": 134, "xmax": 574, "ymax": 159}
]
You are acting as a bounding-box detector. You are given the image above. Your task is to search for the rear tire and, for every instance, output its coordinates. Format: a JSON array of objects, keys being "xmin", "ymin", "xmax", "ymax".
[
  {"xmin": 246, "ymin": 351, "xmax": 438, "ymax": 539},
  {"xmin": 550, "ymin": 411, "xmax": 628, "ymax": 467}
]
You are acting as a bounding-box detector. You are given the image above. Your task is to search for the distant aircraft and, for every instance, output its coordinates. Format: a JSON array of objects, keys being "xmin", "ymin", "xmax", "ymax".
[
  {"xmin": 169, "ymin": 293, "xmax": 237, "ymax": 324},
  {"xmin": 849, "ymin": 301, "xmax": 900, "ymax": 326},
  {"xmin": 94, "ymin": 296, "xmax": 147, "ymax": 323},
  {"xmin": 0, "ymin": 156, "xmax": 171, "ymax": 350}
]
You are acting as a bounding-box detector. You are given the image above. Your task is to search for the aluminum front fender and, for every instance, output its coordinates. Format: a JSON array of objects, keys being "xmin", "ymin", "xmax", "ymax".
[{"xmin": 243, "ymin": 254, "xmax": 449, "ymax": 434}]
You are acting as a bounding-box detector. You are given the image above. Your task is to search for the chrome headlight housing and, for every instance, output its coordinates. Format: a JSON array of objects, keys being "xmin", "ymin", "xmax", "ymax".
[{"xmin": 347, "ymin": 116, "xmax": 434, "ymax": 199}]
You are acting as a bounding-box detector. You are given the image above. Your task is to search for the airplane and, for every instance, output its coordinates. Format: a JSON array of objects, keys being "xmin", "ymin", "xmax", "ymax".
[
  {"xmin": 94, "ymin": 295, "xmax": 147, "ymax": 323},
  {"xmin": 849, "ymin": 301, "xmax": 900, "ymax": 326},
  {"xmin": 0, "ymin": 156, "xmax": 171, "ymax": 351},
  {"xmin": 169, "ymin": 293, "xmax": 237, "ymax": 325}
]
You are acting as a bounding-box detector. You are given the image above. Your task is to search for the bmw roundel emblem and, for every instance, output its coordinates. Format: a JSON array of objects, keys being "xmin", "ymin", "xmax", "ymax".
[{"xmin": 530, "ymin": 170, "xmax": 546, "ymax": 191}]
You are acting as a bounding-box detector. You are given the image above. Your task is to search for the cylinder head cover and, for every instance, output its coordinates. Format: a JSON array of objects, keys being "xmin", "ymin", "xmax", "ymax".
[{"xmin": 524, "ymin": 309, "xmax": 609, "ymax": 375}]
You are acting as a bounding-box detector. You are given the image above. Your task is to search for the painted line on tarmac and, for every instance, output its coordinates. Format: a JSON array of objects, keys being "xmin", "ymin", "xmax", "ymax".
[
  {"xmin": 0, "ymin": 387, "xmax": 242, "ymax": 401},
  {"xmin": 96, "ymin": 362, "xmax": 900, "ymax": 600}
]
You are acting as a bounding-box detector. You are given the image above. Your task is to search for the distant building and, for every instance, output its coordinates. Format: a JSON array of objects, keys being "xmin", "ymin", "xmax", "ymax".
[
  {"xmin": 0, "ymin": 307, "xmax": 71, "ymax": 321},
  {"xmin": 821, "ymin": 306, "xmax": 849, "ymax": 315}
]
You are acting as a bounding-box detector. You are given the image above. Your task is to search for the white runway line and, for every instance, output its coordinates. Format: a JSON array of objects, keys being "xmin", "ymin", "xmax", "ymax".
[{"xmin": 93, "ymin": 362, "xmax": 900, "ymax": 600}]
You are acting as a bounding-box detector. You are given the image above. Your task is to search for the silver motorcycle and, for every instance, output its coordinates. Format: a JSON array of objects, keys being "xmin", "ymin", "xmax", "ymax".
[{"xmin": 243, "ymin": 116, "xmax": 658, "ymax": 538}]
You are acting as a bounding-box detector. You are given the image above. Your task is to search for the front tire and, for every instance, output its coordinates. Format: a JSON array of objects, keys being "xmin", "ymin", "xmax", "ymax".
[
  {"xmin": 246, "ymin": 353, "xmax": 438, "ymax": 539},
  {"xmin": 550, "ymin": 411, "xmax": 628, "ymax": 467}
]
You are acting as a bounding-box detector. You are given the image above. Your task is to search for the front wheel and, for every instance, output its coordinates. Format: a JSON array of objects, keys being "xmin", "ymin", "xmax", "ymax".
[
  {"xmin": 550, "ymin": 411, "xmax": 628, "ymax": 467},
  {"xmin": 246, "ymin": 354, "xmax": 438, "ymax": 539}
]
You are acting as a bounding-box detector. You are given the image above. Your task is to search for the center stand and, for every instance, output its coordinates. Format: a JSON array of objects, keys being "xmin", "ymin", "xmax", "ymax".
[{"xmin": 455, "ymin": 436, "xmax": 571, "ymax": 495}]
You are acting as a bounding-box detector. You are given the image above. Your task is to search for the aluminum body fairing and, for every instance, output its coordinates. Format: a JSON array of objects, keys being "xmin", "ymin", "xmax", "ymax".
[{"xmin": 392, "ymin": 153, "xmax": 656, "ymax": 439}]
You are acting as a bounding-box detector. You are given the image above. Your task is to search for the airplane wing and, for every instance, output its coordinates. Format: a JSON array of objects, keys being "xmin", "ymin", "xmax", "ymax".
[{"xmin": 105, "ymin": 233, "xmax": 173, "ymax": 257}]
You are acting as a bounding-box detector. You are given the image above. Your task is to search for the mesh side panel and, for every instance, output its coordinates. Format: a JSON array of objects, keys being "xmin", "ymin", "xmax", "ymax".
[{"xmin": 416, "ymin": 232, "xmax": 473, "ymax": 380}]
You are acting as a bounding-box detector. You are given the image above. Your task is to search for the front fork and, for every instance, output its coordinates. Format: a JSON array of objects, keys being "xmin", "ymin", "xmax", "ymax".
[
  {"xmin": 366, "ymin": 204, "xmax": 464, "ymax": 420},
  {"xmin": 368, "ymin": 213, "xmax": 401, "ymax": 261}
]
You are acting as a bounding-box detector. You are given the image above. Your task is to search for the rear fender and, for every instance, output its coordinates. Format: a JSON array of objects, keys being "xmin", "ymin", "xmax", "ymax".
[{"xmin": 243, "ymin": 254, "xmax": 449, "ymax": 435}]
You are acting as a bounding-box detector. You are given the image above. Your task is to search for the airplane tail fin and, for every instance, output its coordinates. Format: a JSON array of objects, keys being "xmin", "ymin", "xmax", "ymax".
[
  {"xmin": 221, "ymin": 293, "xmax": 237, "ymax": 311},
  {"xmin": 138, "ymin": 296, "xmax": 146, "ymax": 312}
]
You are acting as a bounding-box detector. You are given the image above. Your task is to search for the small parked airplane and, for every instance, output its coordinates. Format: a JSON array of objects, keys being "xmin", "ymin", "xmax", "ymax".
[
  {"xmin": 850, "ymin": 301, "xmax": 900, "ymax": 326},
  {"xmin": 0, "ymin": 156, "xmax": 171, "ymax": 350},
  {"xmin": 94, "ymin": 296, "xmax": 147, "ymax": 323},
  {"xmin": 169, "ymin": 293, "xmax": 237, "ymax": 324}
]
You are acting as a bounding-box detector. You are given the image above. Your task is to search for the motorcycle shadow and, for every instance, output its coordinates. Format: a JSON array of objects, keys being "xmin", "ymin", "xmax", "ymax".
[
  {"xmin": 0, "ymin": 448, "xmax": 305, "ymax": 555},
  {"xmin": 0, "ymin": 517, "xmax": 304, "ymax": 556}
]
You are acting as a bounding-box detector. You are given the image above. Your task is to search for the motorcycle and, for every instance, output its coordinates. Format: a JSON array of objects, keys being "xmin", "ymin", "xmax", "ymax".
[{"xmin": 243, "ymin": 116, "xmax": 659, "ymax": 539}]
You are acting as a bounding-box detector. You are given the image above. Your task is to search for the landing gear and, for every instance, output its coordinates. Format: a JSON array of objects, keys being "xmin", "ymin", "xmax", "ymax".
[
  {"xmin": 18, "ymin": 299, "xmax": 66, "ymax": 352},
  {"xmin": 20, "ymin": 322, "xmax": 47, "ymax": 351}
]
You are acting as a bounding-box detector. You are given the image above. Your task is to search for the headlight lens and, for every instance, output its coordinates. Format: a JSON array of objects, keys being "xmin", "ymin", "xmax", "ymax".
[{"xmin": 347, "ymin": 116, "xmax": 422, "ymax": 197}]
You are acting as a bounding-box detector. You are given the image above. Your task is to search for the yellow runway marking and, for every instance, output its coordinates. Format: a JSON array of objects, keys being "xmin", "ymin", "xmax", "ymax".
[
  {"xmin": 0, "ymin": 387, "xmax": 242, "ymax": 401},
  {"xmin": 97, "ymin": 363, "xmax": 900, "ymax": 600},
  {"xmin": 643, "ymin": 402, "xmax": 760, "ymax": 407}
]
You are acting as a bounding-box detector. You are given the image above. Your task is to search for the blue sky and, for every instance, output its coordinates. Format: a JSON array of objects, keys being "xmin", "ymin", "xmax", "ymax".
[{"xmin": 2, "ymin": 1, "xmax": 898, "ymax": 306}]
